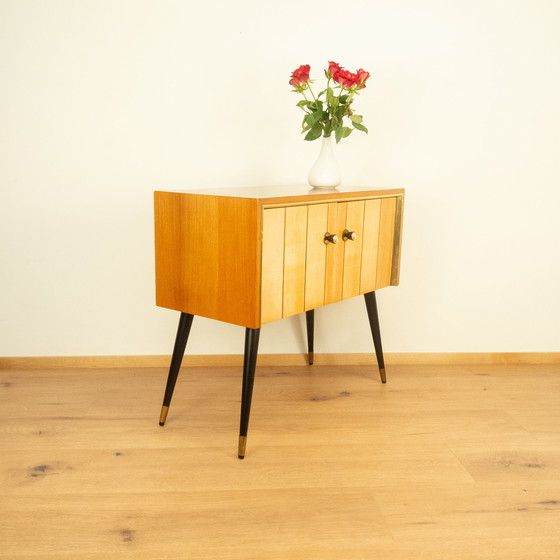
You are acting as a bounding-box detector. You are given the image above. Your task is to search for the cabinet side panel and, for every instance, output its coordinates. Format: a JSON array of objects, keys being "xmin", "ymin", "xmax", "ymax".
[
  {"xmin": 304, "ymin": 203, "xmax": 328, "ymax": 311},
  {"xmin": 342, "ymin": 200, "xmax": 365, "ymax": 300},
  {"xmin": 154, "ymin": 192, "xmax": 219, "ymax": 318},
  {"xmin": 217, "ymin": 197, "xmax": 260, "ymax": 328},
  {"xmin": 375, "ymin": 197, "xmax": 397, "ymax": 290},
  {"xmin": 283, "ymin": 205, "xmax": 308, "ymax": 318},
  {"xmin": 155, "ymin": 192, "xmax": 260, "ymax": 328},
  {"xmin": 261, "ymin": 208, "xmax": 285, "ymax": 324},
  {"xmin": 360, "ymin": 199, "xmax": 382, "ymax": 294},
  {"xmin": 324, "ymin": 202, "xmax": 346, "ymax": 305}
]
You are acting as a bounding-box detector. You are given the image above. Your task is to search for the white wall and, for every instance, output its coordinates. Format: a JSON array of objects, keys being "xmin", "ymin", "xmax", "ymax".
[{"xmin": 1, "ymin": 0, "xmax": 559, "ymax": 357}]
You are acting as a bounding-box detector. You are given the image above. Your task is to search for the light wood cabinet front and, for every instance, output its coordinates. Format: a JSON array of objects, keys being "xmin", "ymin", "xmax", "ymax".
[{"xmin": 261, "ymin": 195, "xmax": 401, "ymax": 324}]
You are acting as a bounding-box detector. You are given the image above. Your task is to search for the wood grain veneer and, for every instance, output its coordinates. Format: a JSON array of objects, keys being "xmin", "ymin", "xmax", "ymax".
[
  {"xmin": 155, "ymin": 187, "xmax": 404, "ymax": 329},
  {"xmin": 155, "ymin": 192, "xmax": 261, "ymax": 328}
]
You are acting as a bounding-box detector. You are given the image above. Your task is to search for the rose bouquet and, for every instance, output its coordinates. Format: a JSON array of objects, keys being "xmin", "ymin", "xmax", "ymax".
[{"xmin": 290, "ymin": 61, "xmax": 370, "ymax": 143}]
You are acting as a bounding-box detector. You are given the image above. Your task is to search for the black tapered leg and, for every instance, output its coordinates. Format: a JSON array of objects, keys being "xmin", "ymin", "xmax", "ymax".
[
  {"xmin": 364, "ymin": 291, "xmax": 387, "ymax": 383},
  {"xmin": 238, "ymin": 327, "xmax": 260, "ymax": 459},
  {"xmin": 305, "ymin": 309, "xmax": 315, "ymax": 365},
  {"xmin": 159, "ymin": 312, "xmax": 194, "ymax": 426}
]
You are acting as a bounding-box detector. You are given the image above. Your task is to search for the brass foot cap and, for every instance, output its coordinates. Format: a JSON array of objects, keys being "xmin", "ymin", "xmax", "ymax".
[
  {"xmin": 238, "ymin": 436, "xmax": 247, "ymax": 459},
  {"xmin": 379, "ymin": 367, "xmax": 387, "ymax": 384},
  {"xmin": 308, "ymin": 351, "xmax": 314, "ymax": 365},
  {"xmin": 159, "ymin": 405, "xmax": 169, "ymax": 426}
]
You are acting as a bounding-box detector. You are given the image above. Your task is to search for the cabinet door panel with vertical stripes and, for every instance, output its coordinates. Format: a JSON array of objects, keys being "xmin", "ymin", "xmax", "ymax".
[
  {"xmin": 375, "ymin": 197, "xmax": 397, "ymax": 289},
  {"xmin": 360, "ymin": 199, "xmax": 382, "ymax": 294},
  {"xmin": 261, "ymin": 195, "xmax": 401, "ymax": 324},
  {"xmin": 304, "ymin": 204, "xmax": 328, "ymax": 311},
  {"xmin": 261, "ymin": 208, "xmax": 285, "ymax": 324},
  {"xmin": 324, "ymin": 202, "xmax": 346, "ymax": 305},
  {"xmin": 283, "ymin": 206, "xmax": 308, "ymax": 317},
  {"xmin": 341, "ymin": 200, "xmax": 365, "ymax": 300}
]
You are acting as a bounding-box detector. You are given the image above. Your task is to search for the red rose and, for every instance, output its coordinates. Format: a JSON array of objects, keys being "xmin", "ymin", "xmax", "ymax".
[
  {"xmin": 356, "ymin": 68, "xmax": 370, "ymax": 89},
  {"xmin": 327, "ymin": 61, "xmax": 343, "ymax": 79},
  {"xmin": 289, "ymin": 64, "xmax": 310, "ymax": 88},
  {"xmin": 333, "ymin": 69, "xmax": 359, "ymax": 89}
]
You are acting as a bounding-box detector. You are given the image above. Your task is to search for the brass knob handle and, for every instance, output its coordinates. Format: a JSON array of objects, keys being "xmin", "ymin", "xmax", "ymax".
[
  {"xmin": 343, "ymin": 229, "xmax": 357, "ymax": 241},
  {"xmin": 323, "ymin": 232, "xmax": 339, "ymax": 245}
]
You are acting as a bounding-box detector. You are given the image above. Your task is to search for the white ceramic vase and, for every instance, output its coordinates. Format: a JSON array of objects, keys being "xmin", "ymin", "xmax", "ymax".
[{"xmin": 307, "ymin": 135, "xmax": 342, "ymax": 189}]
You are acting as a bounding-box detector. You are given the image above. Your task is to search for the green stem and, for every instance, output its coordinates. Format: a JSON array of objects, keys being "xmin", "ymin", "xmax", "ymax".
[
  {"xmin": 307, "ymin": 83, "xmax": 317, "ymax": 102},
  {"xmin": 346, "ymin": 91, "xmax": 356, "ymax": 112},
  {"xmin": 341, "ymin": 87, "xmax": 356, "ymax": 119}
]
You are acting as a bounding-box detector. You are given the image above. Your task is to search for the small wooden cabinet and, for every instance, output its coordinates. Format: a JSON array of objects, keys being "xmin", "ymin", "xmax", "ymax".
[{"xmin": 154, "ymin": 186, "xmax": 404, "ymax": 458}]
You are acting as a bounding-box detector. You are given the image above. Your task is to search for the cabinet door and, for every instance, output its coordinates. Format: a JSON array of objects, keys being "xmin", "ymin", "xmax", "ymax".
[
  {"xmin": 375, "ymin": 196, "xmax": 398, "ymax": 289},
  {"xmin": 323, "ymin": 202, "xmax": 346, "ymax": 305},
  {"xmin": 304, "ymin": 203, "xmax": 328, "ymax": 310},
  {"xmin": 260, "ymin": 196, "xmax": 400, "ymax": 324},
  {"xmin": 282, "ymin": 205, "xmax": 307, "ymax": 317},
  {"xmin": 261, "ymin": 207, "xmax": 285, "ymax": 324},
  {"xmin": 341, "ymin": 200, "xmax": 366, "ymax": 300},
  {"xmin": 360, "ymin": 197, "xmax": 398, "ymax": 292},
  {"xmin": 262, "ymin": 204, "xmax": 328, "ymax": 323},
  {"xmin": 322, "ymin": 200, "xmax": 366, "ymax": 304}
]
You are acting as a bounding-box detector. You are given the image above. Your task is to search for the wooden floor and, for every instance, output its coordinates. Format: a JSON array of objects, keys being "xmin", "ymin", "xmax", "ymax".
[{"xmin": 1, "ymin": 362, "xmax": 560, "ymax": 559}]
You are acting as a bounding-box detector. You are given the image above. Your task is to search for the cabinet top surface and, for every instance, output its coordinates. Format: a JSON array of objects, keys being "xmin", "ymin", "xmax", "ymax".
[{"xmin": 155, "ymin": 185, "xmax": 405, "ymax": 205}]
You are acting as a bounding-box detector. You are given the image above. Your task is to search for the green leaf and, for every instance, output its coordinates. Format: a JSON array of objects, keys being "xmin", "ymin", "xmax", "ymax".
[
  {"xmin": 327, "ymin": 88, "xmax": 340, "ymax": 111},
  {"xmin": 335, "ymin": 125, "xmax": 343, "ymax": 143},
  {"xmin": 305, "ymin": 123, "xmax": 323, "ymax": 141},
  {"xmin": 296, "ymin": 100, "xmax": 309, "ymax": 108},
  {"xmin": 301, "ymin": 115, "xmax": 312, "ymax": 132},
  {"xmin": 304, "ymin": 109, "xmax": 324, "ymax": 127},
  {"xmin": 304, "ymin": 113, "xmax": 316, "ymax": 127},
  {"xmin": 330, "ymin": 115, "xmax": 338, "ymax": 132},
  {"xmin": 335, "ymin": 126, "xmax": 353, "ymax": 143},
  {"xmin": 350, "ymin": 114, "xmax": 363, "ymax": 124},
  {"xmin": 352, "ymin": 122, "xmax": 368, "ymax": 133}
]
